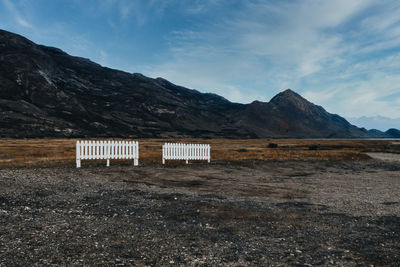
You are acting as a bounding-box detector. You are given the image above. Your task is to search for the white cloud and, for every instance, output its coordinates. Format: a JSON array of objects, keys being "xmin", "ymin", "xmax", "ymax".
[
  {"xmin": 2, "ymin": 0, "xmax": 34, "ymax": 29},
  {"xmin": 15, "ymin": 16, "xmax": 33, "ymax": 29},
  {"xmin": 98, "ymin": 50, "xmax": 109, "ymax": 66},
  {"xmin": 229, "ymin": 0, "xmax": 373, "ymax": 78},
  {"xmin": 304, "ymin": 70, "xmax": 400, "ymax": 118},
  {"xmin": 183, "ymin": 0, "xmax": 222, "ymax": 14},
  {"xmin": 102, "ymin": 0, "xmax": 173, "ymax": 25},
  {"xmin": 145, "ymin": 0, "xmax": 400, "ymax": 121}
]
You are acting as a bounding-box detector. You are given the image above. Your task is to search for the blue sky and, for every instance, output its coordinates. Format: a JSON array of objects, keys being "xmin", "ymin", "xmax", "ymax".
[{"xmin": 1, "ymin": 0, "xmax": 400, "ymax": 129}]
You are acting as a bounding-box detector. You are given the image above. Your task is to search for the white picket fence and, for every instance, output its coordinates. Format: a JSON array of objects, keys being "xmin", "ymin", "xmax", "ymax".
[
  {"xmin": 162, "ymin": 143, "xmax": 210, "ymax": 164},
  {"xmin": 76, "ymin": 140, "xmax": 139, "ymax": 168}
]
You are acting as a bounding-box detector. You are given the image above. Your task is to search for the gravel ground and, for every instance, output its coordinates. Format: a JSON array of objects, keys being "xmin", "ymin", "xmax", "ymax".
[{"xmin": 0, "ymin": 159, "xmax": 399, "ymax": 266}]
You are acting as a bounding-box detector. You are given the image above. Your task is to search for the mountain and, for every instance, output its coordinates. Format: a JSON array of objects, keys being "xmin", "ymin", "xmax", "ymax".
[
  {"xmin": 0, "ymin": 29, "xmax": 395, "ymax": 138},
  {"xmin": 347, "ymin": 116, "xmax": 400, "ymax": 132},
  {"xmin": 386, "ymin": 128, "xmax": 400, "ymax": 138}
]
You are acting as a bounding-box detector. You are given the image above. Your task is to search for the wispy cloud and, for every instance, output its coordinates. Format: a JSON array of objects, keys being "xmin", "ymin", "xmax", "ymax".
[
  {"xmin": 146, "ymin": 0, "xmax": 400, "ymax": 117},
  {"xmin": 184, "ymin": 0, "xmax": 222, "ymax": 14},
  {"xmin": 2, "ymin": 0, "xmax": 34, "ymax": 29},
  {"xmin": 102, "ymin": 0, "xmax": 172, "ymax": 25}
]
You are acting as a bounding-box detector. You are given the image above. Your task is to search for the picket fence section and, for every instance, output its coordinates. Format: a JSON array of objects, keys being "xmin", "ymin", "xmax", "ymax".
[
  {"xmin": 76, "ymin": 140, "xmax": 139, "ymax": 168},
  {"xmin": 162, "ymin": 143, "xmax": 210, "ymax": 164}
]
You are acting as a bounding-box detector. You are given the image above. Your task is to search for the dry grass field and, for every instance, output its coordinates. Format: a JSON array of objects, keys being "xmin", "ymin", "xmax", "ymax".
[{"xmin": 0, "ymin": 138, "xmax": 399, "ymax": 168}]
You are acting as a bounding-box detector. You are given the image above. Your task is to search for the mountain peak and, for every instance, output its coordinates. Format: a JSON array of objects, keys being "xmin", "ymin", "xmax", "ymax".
[
  {"xmin": 282, "ymin": 88, "xmax": 296, "ymax": 94},
  {"xmin": 274, "ymin": 88, "xmax": 302, "ymax": 98},
  {"xmin": 269, "ymin": 89, "xmax": 307, "ymax": 106}
]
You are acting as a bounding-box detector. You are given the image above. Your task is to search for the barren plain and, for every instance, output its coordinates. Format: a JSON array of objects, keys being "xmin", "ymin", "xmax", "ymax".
[{"xmin": 0, "ymin": 139, "xmax": 399, "ymax": 265}]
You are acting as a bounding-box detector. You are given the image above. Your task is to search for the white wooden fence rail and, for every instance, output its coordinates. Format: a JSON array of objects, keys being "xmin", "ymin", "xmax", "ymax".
[
  {"xmin": 76, "ymin": 140, "xmax": 139, "ymax": 168},
  {"xmin": 162, "ymin": 143, "xmax": 210, "ymax": 164}
]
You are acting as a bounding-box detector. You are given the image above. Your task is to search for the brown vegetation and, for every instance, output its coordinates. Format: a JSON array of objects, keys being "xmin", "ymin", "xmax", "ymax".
[{"xmin": 0, "ymin": 138, "xmax": 399, "ymax": 168}]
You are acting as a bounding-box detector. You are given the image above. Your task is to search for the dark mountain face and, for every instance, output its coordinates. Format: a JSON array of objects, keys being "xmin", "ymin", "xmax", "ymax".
[
  {"xmin": 0, "ymin": 29, "xmax": 391, "ymax": 138},
  {"xmin": 0, "ymin": 29, "xmax": 246, "ymax": 138},
  {"xmin": 233, "ymin": 89, "xmax": 372, "ymax": 138},
  {"xmin": 386, "ymin": 128, "xmax": 400, "ymax": 138}
]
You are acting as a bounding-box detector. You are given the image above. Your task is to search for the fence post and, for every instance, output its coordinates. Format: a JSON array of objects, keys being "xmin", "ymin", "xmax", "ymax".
[
  {"xmin": 162, "ymin": 144, "xmax": 165, "ymax": 164},
  {"xmin": 129, "ymin": 141, "xmax": 132, "ymax": 164},
  {"xmin": 106, "ymin": 140, "xmax": 110, "ymax": 167},
  {"xmin": 76, "ymin": 141, "xmax": 81, "ymax": 168},
  {"xmin": 208, "ymin": 144, "xmax": 210, "ymax": 163},
  {"xmin": 134, "ymin": 141, "xmax": 139, "ymax": 166}
]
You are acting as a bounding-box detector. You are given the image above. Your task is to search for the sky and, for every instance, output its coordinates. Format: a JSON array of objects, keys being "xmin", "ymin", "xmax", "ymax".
[{"xmin": 1, "ymin": 0, "xmax": 400, "ymax": 130}]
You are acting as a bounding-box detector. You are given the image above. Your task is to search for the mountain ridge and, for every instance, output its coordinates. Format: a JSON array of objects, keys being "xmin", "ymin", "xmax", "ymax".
[
  {"xmin": 0, "ymin": 29, "xmax": 398, "ymax": 138},
  {"xmin": 347, "ymin": 116, "xmax": 400, "ymax": 132}
]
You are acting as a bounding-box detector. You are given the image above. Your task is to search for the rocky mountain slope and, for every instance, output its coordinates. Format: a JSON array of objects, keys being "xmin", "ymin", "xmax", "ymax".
[
  {"xmin": 0, "ymin": 29, "xmax": 397, "ymax": 138},
  {"xmin": 386, "ymin": 128, "xmax": 400, "ymax": 138}
]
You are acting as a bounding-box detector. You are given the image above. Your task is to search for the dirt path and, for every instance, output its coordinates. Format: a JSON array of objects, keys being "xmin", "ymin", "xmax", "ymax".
[
  {"xmin": 0, "ymin": 160, "xmax": 399, "ymax": 265},
  {"xmin": 367, "ymin": 152, "xmax": 400, "ymax": 162}
]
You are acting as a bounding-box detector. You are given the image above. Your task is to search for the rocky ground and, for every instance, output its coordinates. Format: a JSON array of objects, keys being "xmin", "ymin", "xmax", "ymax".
[{"xmin": 0, "ymin": 159, "xmax": 399, "ymax": 266}]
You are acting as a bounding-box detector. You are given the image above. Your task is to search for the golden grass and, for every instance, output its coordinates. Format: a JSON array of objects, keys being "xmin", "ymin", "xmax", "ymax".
[{"xmin": 0, "ymin": 138, "xmax": 398, "ymax": 168}]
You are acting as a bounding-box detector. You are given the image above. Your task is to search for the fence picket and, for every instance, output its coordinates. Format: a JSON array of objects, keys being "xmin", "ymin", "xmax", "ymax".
[
  {"xmin": 171, "ymin": 144, "xmax": 178, "ymax": 159},
  {"xmin": 107, "ymin": 141, "xmax": 110, "ymax": 166},
  {"xmin": 122, "ymin": 141, "xmax": 126, "ymax": 159},
  {"xmin": 198, "ymin": 145, "xmax": 203, "ymax": 160},
  {"xmin": 87, "ymin": 141, "xmax": 90, "ymax": 159},
  {"xmin": 198, "ymin": 144, "xmax": 201, "ymax": 160},
  {"xmin": 91, "ymin": 141, "xmax": 94, "ymax": 159},
  {"xmin": 76, "ymin": 141, "xmax": 81, "ymax": 167},
  {"xmin": 111, "ymin": 141, "xmax": 115, "ymax": 158},
  {"xmin": 100, "ymin": 141, "xmax": 103, "ymax": 159},
  {"xmin": 199, "ymin": 144, "xmax": 202, "ymax": 160}
]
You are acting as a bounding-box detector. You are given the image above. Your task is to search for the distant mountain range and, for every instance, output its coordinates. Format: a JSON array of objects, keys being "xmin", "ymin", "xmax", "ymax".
[
  {"xmin": 347, "ymin": 116, "xmax": 400, "ymax": 132},
  {"xmin": 0, "ymin": 29, "xmax": 398, "ymax": 139}
]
